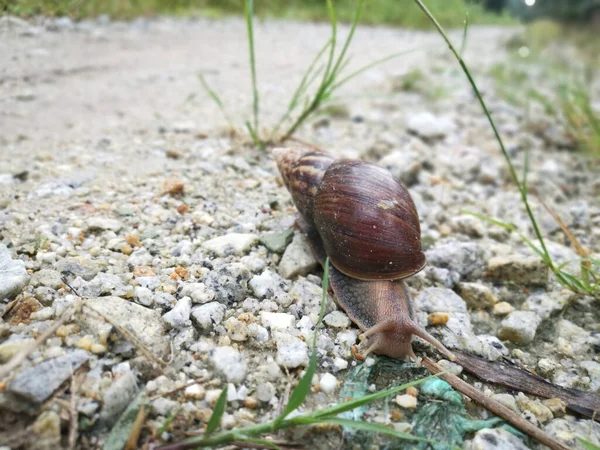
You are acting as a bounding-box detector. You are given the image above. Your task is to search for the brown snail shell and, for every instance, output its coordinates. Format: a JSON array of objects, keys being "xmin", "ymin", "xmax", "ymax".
[{"xmin": 274, "ymin": 147, "xmax": 455, "ymax": 361}]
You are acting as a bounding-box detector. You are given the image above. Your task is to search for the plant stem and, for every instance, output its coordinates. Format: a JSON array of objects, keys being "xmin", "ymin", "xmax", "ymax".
[{"xmin": 245, "ymin": 0, "xmax": 260, "ymax": 134}]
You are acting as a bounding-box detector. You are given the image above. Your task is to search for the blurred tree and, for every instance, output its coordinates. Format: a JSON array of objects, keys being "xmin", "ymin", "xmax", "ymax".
[{"xmin": 507, "ymin": 0, "xmax": 600, "ymax": 23}]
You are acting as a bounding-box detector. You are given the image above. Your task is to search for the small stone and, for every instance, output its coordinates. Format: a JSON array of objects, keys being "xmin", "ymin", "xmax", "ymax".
[
  {"xmin": 491, "ymin": 393, "xmax": 519, "ymax": 412},
  {"xmin": 7, "ymin": 349, "xmax": 90, "ymax": 403},
  {"xmin": 210, "ymin": 346, "xmax": 247, "ymax": 383},
  {"xmin": 0, "ymin": 338, "xmax": 35, "ymax": 363},
  {"xmin": 407, "ymin": 112, "xmax": 456, "ymax": 139},
  {"xmin": 76, "ymin": 335, "xmax": 94, "ymax": 351},
  {"xmin": 184, "ymin": 384, "xmax": 206, "ymax": 400},
  {"xmin": 425, "ymin": 241, "xmax": 483, "ymax": 279},
  {"xmin": 406, "ymin": 387, "xmax": 419, "ymax": 397},
  {"xmin": 191, "ymin": 302, "xmax": 227, "ymax": 330},
  {"xmin": 56, "ymin": 257, "xmax": 100, "ymax": 281},
  {"xmin": 162, "ymin": 178, "xmax": 185, "ymax": 195},
  {"xmin": 90, "ymin": 344, "xmax": 106, "ymax": 354},
  {"xmin": 319, "ymin": 373, "xmax": 338, "ymax": 394},
  {"xmin": 133, "ymin": 266, "xmax": 155, "ymax": 277},
  {"xmin": 31, "ymin": 269, "xmax": 63, "ymax": 289},
  {"xmin": 457, "ymin": 282, "xmax": 498, "ymax": 309},
  {"xmin": 278, "ymin": 233, "xmax": 318, "ymax": 279},
  {"xmin": 428, "ymin": 312, "xmax": 449, "ymax": 326},
  {"xmin": 100, "ymin": 370, "xmax": 139, "ymax": 426},
  {"xmin": 80, "ymin": 296, "xmax": 169, "ymax": 357},
  {"xmin": 202, "ymin": 233, "xmax": 259, "ymax": 256},
  {"xmin": 333, "ymin": 357, "xmax": 348, "ymax": 371},
  {"xmin": 537, "ymin": 358, "xmax": 559, "ymax": 377},
  {"xmin": 323, "ymin": 311, "xmax": 351, "ymax": 329},
  {"xmin": 580, "ymin": 360, "xmax": 600, "ymax": 391},
  {"xmin": 243, "ymin": 396, "xmax": 258, "ymax": 409},
  {"xmin": 224, "ymin": 317, "xmax": 248, "ymax": 341},
  {"xmin": 522, "ymin": 292, "xmax": 566, "ymax": 320},
  {"xmin": 203, "ymin": 263, "xmax": 251, "ymax": 306},
  {"xmin": 516, "ymin": 393, "xmax": 553, "ymax": 423},
  {"xmin": 260, "ymin": 229, "xmax": 294, "ymax": 253},
  {"xmin": 493, "ymin": 302, "xmax": 514, "ymax": 316},
  {"xmin": 0, "ymin": 245, "xmax": 30, "ymax": 300},
  {"xmin": 162, "ymin": 296, "xmax": 192, "ymax": 329},
  {"xmin": 542, "ymin": 398, "xmax": 566, "ymax": 418},
  {"xmin": 260, "ymin": 312, "xmax": 295, "ymax": 330},
  {"xmin": 395, "ymin": 394, "xmax": 417, "ymax": 408},
  {"xmin": 180, "ymin": 283, "xmax": 215, "ymax": 304},
  {"xmin": 497, "ymin": 311, "xmax": 542, "ymax": 344},
  {"xmin": 467, "ymin": 428, "xmax": 528, "ymax": 450},
  {"xmin": 86, "ymin": 217, "xmax": 123, "ymax": 232},
  {"xmin": 274, "ymin": 332, "xmax": 309, "ymax": 369},
  {"xmin": 249, "ymin": 269, "xmax": 291, "ymax": 307},
  {"xmin": 486, "ymin": 256, "xmax": 548, "ymax": 287},
  {"xmin": 256, "ymin": 382, "xmax": 276, "ymax": 402}
]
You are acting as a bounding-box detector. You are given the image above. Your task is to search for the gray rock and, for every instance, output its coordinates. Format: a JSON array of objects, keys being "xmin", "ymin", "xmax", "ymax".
[
  {"xmin": 56, "ymin": 257, "xmax": 101, "ymax": 281},
  {"xmin": 544, "ymin": 417, "xmax": 600, "ymax": 449},
  {"xmin": 465, "ymin": 428, "xmax": 528, "ymax": 450},
  {"xmin": 379, "ymin": 150, "xmax": 422, "ymax": 185},
  {"xmin": 191, "ymin": 302, "xmax": 227, "ymax": 330},
  {"xmin": 249, "ymin": 269, "xmax": 291, "ymax": 307},
  {"xmin": 274, "ymin": 332, "xmax": 309, "ymax": 369},
  {"xmin": 162, "ymin": 296, "xmax": 192, "ymax": 329},
  {"xmin": 415, "ymin": 287, "xmax": 468, "ymax": 314},
  {"xmin": 486, "ymin": 256, "xmax": 548, "ymax": 287},
  {"xmin": 457, "ymin": 282, "xmax": 498, "ymax": 309},
  {"xmin": 31, "ymin": 269, "xmax": 63, "ymax": 290},
  {"xmin": 86, "ymin": 217, "xmax": 123, "ymax": 233},
  {"xmin": 407, "ymin": 112, "xmax": 456, "ymax": 139},
  {"xmin": 81, "ymin": 296, "xmax": 169, "ymax": 358},
  {"xmin": 425, "ymin": 241, "xmax": 484, "ymax": 279},
  {"xmin": 79, "ymin": 273, "xmax": 129, "ymax": 297},
  {"xmin": 28, "ymin": 182, "xmax": 74, "ymax": 198},
  {"xmin": 580, "ymin": 361, "xmax": 600, "ymax": 392},
  {"xmin": 260, "ymin": 229, "xmax": 294, "ymax": 253},
  {"xmin": 202, "ymin": 233, "xmax": 259, "ymax": 256},
  {"xmin": 203, "ymin": 263, "xmax": 251, "ymax": 306},
  {"xmin": 7, "ymin": 350, "xmax": 90, "ymax": 403},
  {"xmin": 323, "ymin": 311, "xmax": 350, "ymax": 329},
  {"xmin": 0, "ymin": 245, "xmax": 29, "ymax": 301},
  {"xmin": 279, "ymin": 233, "xmax": 318, "ymax": 279},
  {"xmin": 497, "ymin": 311, "xmax": 542, "ymax": 344},
  {"xmin": 256, "ymin": 382, "xmax": 276, "ymax": 402},
  {"xmin": 100, "ymin": 369, "xmax": 138, "ymax": 425},
  {"xmin": 522, "ymin": 292, "xmax": 566, "ymax": 320},
  {"xmin": 210, "ymin": 346, "xmax": 247, "ymax": 383},
  {"xmin": 180, "ymin": 282, "xmax": 215, "ymax": 304}
]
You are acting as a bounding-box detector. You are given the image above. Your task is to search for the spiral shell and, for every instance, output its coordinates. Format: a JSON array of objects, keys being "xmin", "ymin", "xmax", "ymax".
[{"xmin": 273, "ymin": 148, "xmax": 425, "ymax": 281}]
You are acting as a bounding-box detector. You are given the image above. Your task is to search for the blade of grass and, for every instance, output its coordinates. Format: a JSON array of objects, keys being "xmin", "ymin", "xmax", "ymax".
[
  {"xmin": 244, "ymin": 0, "xmax": 259, "ymax": 133},
  {"xmin": 275, "ymin": 257, "xmax": 330, "ymax": 424},
  {"xmin": 246, "ymin": 121, "xmax": 265, "ymax": 151},
  {"xmin": 198, "ymin": 74, "xmax": 234, "ymax": 128},
  {"xmin": 206, "ymin": 385, "xmax": 228, "ymax": 435},
  {"xmin": 459, "ymin": 11, "xmax": 469, "ymax": 56},
  {"xmin": 578, "ymin": 438, "xmax": 600, "ymax": 450},
  {"xmin": 413, "ymin": 0, "xmax": 553, "ymax": 271}
]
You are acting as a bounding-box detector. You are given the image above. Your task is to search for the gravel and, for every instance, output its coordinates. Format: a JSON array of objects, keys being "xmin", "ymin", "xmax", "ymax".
[{"xmin": 1, "ymin": 15, "xmax": 598, "ymax": 450}]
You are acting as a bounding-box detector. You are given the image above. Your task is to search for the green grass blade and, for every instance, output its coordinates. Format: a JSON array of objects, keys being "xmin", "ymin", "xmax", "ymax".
[
  {"xmin": 303, "ymin": 417, "xmax": 437, "ymax": 445},
  {"xmin": 578, "ymin": 438, "xmax": 600, "ymax": 450},
  {"xmin": 244, "ymin": 0, "xmax": 260, "ymax": 133},
  {"xmin": 522, "ymin": 149, "xmax": 530, "ymax": 190},
  {"xmin": 331, "ymin": 48, "xmax": 421, "ymax": 91},
  {"xmin": 198, "ymin": 74, "xmax": 234, "ymax": 128},
  {"xmin": 459, "ymin": 11, "xmax": 469, "ymax": 56},
  {"xmin": 206, "ymin": 385, "xmax": 228, "ymax": 435},
  {"xmin": 275, "ymin": 257, "xmax": 330, "ymax": 424},
  {"xmin": 413, "ymin": 0, "xmax": 553, "ymax": 270},
  {"xmin": 313, "ymin": 372, "xmax": 441, "ymax": 419},
  {"xmin": 246, "ymin": 121, "xmax": 264, "ymax": 151}
]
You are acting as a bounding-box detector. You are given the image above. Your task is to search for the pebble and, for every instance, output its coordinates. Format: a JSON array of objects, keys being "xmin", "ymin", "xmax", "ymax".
[
  {"xmin": 492, "ymin": 301, "xmax": 514, "ymax": 316},
  {"xmin": 162, "ymin": 296, "xmax": 192, "ymax": 329},
  {"xmin": 497, "ymin": 311, "xmax": 542, "ymax": 344},
  {"xmin": 274, "ymin": 332, "xmax": 309, "ymax": 369},
  {"xmin": 491, "ymin": 393, "xmax": 519, "ymax": 412},
  {"xmin": 80, "ymin": 296, "xmax": 170, "ymax": 357},
  {"xmin": 457, "ymin": 282, "xmax": 498, "ymax": 309},
  {"xmin": 184, "ymin": 384, "xmax": 206, "ymax": 400},
  {"xmin": 486, "ymin": 256, "xmax": 548, "ymax": 287},
  {"xmin": 580, "ymin": 361, "xmax": 600, "ymax": 391},
  {"xmin": 86, "ymin": 217, "xmax": 123, "ymax": 232},
  {"xmin": 395, "ymin": 394, "xmax": 417, "ymax": 408},
  {"xmin": 260, "ymin": 229, "xmax": 294, "ymax": 253},
  {"xmin": 260, "ymin": 311, "xmax": 295, "ymax": 330},
  {"xmin": 191, "ymin": 302, "xmax": 227, "ymax": 330},
  {"xmin": 202, "ymin": 233, "xmax": 259, "ymax": 256},
  {"xmin": 179, "ymin": 283, "xmax": 215, "ymax": 304},
  {"xmin": 516, "ymin": 393, "xmax": 553, "ymax": 423},
  {"xmin": 249, "ymin": 269, "xmax": 291, "ymax": 307},
  {"xmin": 210, "ymin": 346, "xmax": 247, "ymax": 383},
  {"xmin": 7, "ymin": 349, "xmax": 90, "ymax": 403},
  {"xmin": 425, "ymin": 241, "xmax": 483, "ymax": 279},
  {"xmin": 256, "ymin": 382, "xmax": 276, "ymax": 402},
  {"xmin": 319, "ymin": 373, "xmax": 338, "ymax": 394},
  {"xmin": 407, "ymin": 112, "xmax": 456, "ymax": 139},
  {"xmin": 278, "ymin": 233, "xmax": 318, "ymax": 279},
  {"xmin": 323, "ymin": 311, "xmax": 350, "ymax": 329},
  {"xmin": 465, "ymin": 428, "xmax": 528, "ymax": 450},
  {"xmin": 0, "ymin": 244, "xmax": 30, "ymax": 300},
  {"xmin": 522, "ymin": 292, "xmax": 566, "ymax": 320},
  {"xmin": 202, "ymin": 263, "xmax": 251, "ymax": 306},
  {"xmin": 100, "ymin": 369, "xmax": 139, "ymax": 425}
]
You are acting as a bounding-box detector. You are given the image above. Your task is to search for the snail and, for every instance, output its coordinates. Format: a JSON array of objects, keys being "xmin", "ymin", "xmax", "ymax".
[{"xmin": 273, "ymin": 147, "xmax": 455, "ymax": 361}]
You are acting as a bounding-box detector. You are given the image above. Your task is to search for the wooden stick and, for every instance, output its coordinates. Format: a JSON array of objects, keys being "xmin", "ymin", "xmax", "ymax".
[{"xmin": 422, "ymin": 357, "xmax": 570, "ymax": 450}]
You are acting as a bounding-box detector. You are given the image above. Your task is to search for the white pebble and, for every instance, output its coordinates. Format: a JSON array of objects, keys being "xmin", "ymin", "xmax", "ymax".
[{"xmin": 319, "ymin": 373, "xmax": 338, "ymax": 394}]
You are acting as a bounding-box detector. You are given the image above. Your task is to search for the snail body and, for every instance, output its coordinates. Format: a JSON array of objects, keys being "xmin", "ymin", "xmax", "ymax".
[{"xmin": 274, "ymin": 147, "xmax": 454, "ymax": 361}]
